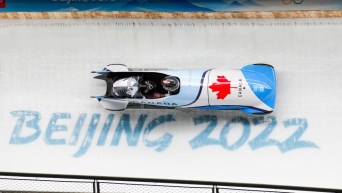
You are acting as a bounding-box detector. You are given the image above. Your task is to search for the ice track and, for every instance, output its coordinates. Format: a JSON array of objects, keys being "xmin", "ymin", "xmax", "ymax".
[{"xmin": 0, "ymin": 19, "xmax": 342, "ymax": 190}]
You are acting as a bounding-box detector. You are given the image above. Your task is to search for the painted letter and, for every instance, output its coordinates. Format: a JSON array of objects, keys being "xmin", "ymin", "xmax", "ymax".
[
  {"xmin": 97, "ymin": 114, "xmax": 115, "ymax": 146},
  {"xmin": 69, "ymin": 113, "xmax": 87, "ymax": 145},
  {"xmin": 111, "ymin": 114, "xmax": 148, "ymax": 146},
  {"xmin": 279, "ymin": 118, "xmax": 318, "ymax": 153},
  {"xmin": 220, "ymin": 116, "xmax": 250, "ymax": 150},
  {"xmin": 10, "ymin": 110, "xmax": 41, "ymax": 144},
  {"xmin": 248, "ymin": 116, "xmax": 280, "ymax": 150},
  {"xmin": 143, "ymin": 114, "xmax": 175, "ymax": 152},
  {"xmin": 189, "ymin": 115, "xmax": 220, "ymax": 149},
  {"xmin": 45, "ymin": 113, "xmax": 71, "ymax": 145},
  {"xmin": 73, "ymin": 114, "xmax": 101, "ymax": 157}
]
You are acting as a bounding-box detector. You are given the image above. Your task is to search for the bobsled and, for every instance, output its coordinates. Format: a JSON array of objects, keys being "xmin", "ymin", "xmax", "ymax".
[{"xmin": 92, "ymin": 64, "xmax": 276, "ymax": 114}]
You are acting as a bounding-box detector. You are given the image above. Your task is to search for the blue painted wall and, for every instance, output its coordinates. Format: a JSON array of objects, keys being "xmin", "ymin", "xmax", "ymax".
[{"xmin": 1, "ymin": 0, "xmax": 342, "ymax": 12}]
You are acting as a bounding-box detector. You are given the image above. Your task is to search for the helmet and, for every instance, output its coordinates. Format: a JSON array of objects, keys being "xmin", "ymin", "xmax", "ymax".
[
  {"xmin": 113, "ymin": 77, "xmax": 139, "ymax": 98},
  {"xmin": 161, "ymin": 76, "xmax": 180, "ymax": 92}
]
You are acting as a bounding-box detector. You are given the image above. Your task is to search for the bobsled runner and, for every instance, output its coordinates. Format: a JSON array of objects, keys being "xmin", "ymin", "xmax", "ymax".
[{"xmin": 92, "ymin": 64, "xmax": 276, "ymax": 114}]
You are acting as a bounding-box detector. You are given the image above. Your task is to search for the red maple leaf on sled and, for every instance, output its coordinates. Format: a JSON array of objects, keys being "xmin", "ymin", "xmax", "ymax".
[{"xmin": 209, "ymin": 75, "xmax": 233, "ymax": 100}]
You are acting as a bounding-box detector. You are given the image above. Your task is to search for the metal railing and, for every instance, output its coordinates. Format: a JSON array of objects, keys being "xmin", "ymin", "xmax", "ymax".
[{"xmin": 0, "ymin": 175, "xmax": 337, "ymax": 193}]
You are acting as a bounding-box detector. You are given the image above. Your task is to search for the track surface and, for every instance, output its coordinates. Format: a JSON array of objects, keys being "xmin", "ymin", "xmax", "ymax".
[{"xmin": 0, "ymin": 19, "xmax": 342, "ymax": 190}]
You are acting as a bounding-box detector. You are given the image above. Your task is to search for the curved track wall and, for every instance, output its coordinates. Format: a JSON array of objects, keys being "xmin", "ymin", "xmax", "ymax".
[{"xmin": 0, "ymin": 19, "xmax": 341, "ymax": 189}]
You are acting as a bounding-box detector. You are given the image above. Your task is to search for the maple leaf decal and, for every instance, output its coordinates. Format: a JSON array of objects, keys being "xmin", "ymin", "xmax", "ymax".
[{"xmin": 209, "ymin": 75, "xmax": 232, "ymax": 100}]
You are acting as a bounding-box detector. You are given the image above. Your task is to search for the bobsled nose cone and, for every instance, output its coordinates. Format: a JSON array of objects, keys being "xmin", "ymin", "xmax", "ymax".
[{"xmin": 241, "ymin": 64, "xmax": 276, "ymax": 110}]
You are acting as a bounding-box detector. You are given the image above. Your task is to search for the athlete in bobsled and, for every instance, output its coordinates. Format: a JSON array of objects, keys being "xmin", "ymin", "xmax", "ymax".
[
  {"xmin": 112, "ymin": 75, "xmax": 180, "ymax": 99},
  {"xmin": 92, "ymin": 63, "xmax": 276, "ymax": 114}
]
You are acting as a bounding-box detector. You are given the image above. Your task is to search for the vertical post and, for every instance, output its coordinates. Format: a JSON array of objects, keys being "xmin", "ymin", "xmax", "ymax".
[
  {"xmin": 212, "ymin": 185, "xmax": 219, "ymax": 193},
  {"xmin": 93, "ymin": 179, "xmax": 100, "ymax": 193},
  {"xmin": 97, "ymin": 181, "xmax": 101, "ymax": 193}
]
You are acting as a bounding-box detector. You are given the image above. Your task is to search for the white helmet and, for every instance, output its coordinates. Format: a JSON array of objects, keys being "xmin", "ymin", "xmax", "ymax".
[{"xmin": 113, "ymin": 77, "xmax": 139, "ymax": 97}]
